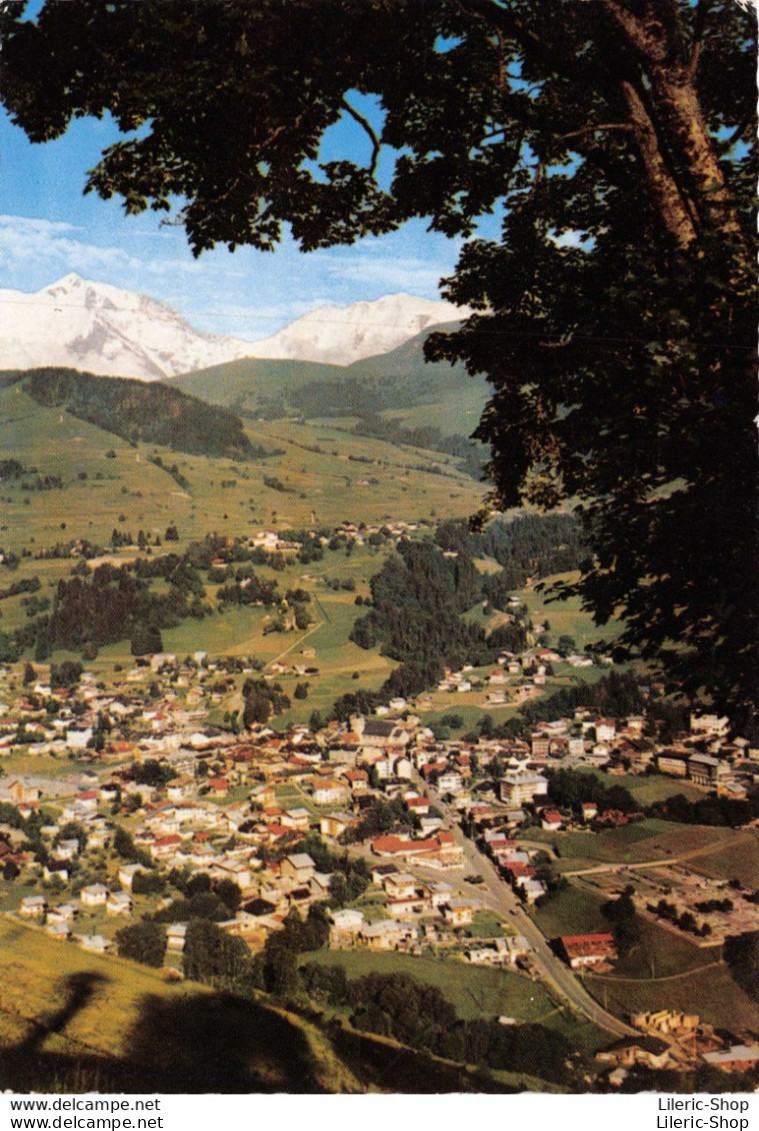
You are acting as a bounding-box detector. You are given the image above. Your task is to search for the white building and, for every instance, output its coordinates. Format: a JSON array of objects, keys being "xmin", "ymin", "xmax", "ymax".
[{"xmin": 499, "ymin": 771, "xmax": 548, "ymax": 806}]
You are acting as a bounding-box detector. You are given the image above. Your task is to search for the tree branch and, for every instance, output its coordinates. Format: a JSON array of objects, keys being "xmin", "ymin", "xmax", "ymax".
[
  {"xmin": 559, "ymin": 122, "xmax": 634, "ymax": 143},
  {"xmin": 717, "ymin": 114, "xmax": 753, "ymax": 155},
  {"xmin": 686, "ymin": 0, "xmax": 711, "ymax": 79},
  {"xmin": 341, "ymin": 96, "xmax": 381, "ymax": 176},
  {"xmin": 599, "ymin": 0, "xmax": 680, "ymax": 64},
  {"xmin": 686, "ymin": 39, "xmax": 702, "ymax": 80},
  {"xmin": 455, "ymin": 0, "xmax": 608, "ymax": 94},
  {"xmin": 599, "ymin": 0, "xmax": 653, "ymax": 56}
]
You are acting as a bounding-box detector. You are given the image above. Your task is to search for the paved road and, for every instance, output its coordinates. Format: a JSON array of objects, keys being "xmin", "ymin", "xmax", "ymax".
[{"xmin": 418, "ymin": 778, "xmax": 637, "ymax": 1039}]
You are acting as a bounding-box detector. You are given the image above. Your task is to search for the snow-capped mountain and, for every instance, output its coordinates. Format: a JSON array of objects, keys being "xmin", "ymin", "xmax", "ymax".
[
  {"xmin": 0, "ymin": 274, "xmax": 258, "ymax": 381},
  {"xmin": 249, "ymin": 293, "xmax": 468, "ymax": 366},
  {"xmin": 0, "ymin": 275, "xmax": 469, "ymax": 380}
]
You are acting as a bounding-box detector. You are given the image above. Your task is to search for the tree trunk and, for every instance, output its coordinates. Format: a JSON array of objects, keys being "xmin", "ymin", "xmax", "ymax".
[
  {"xmin": 649, "ymin": 62, "xmax": 752, "ymax": 265},
  {"xmin": 619, "ymin": 79, "xmax": 698, "ymax": 251},
  {"xmin": 603, "ymin": 0, "xmax": 751, "ymax": 270}
]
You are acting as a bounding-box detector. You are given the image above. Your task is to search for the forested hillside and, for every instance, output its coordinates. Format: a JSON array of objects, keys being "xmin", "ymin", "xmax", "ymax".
[
  {"xmin": 14, "ymin": 368, "xmax": 256, "ymax": 459},
  {"xmin": 437, "ymin": 515, "xmax": 585, "ymax": 604}
]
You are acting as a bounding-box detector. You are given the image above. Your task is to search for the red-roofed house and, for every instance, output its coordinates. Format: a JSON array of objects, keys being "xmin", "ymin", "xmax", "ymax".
[
  {"xmin": 501, "ymin": 861, "xmax": 537, "ymax": 890},
  {"xmin": 420, "ymin": 760, "xmax": 447, "ymax": 780},
  {"xmin": 150, "ymin": 834, "xmax": 182, "ymax": 860},
  {"xmin": 541, "ymin": 809, "xmax": 563, "ymax": 831},
  {"xmin": 263, "ymin": 822, "xmax": 291, "ymax": 843},
  {"xmin": 371, "ymin": 831, "xmax": 461, "ymax": 864},
  {"xmin": 372, "ymin": 834, "xmax": 427, "ymax": 857},
  {"xmin": 559, "ymin": 933, "xmax": 617, "ymax": 969},
  {"xmin": 343, "ymin": 769, "xmax": 369, "ymax": 795},
  {"xmin": 75, "ymin": 791, "xmax": 99, "ymax": 812}
]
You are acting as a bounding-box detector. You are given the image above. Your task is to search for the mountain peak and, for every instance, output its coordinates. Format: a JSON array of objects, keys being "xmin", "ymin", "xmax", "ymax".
[
  {"xmin": 0, "ymin": 276, "xmax": 470, "ymax": 378},
  {"xmin": 248, "ymin": 292, "xmax": 469, "ymax": 366},
  {"xmin": 0, "ymin": 275, "xmax": 257, "ymax": 380},
  {"xmin": 45, "ymin": 273, "xmax": 86, "ymax": 292}
]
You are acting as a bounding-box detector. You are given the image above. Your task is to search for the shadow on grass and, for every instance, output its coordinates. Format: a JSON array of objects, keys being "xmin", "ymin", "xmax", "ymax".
[
  {"xmin": 0, "ymin": 971, "xmax": 532, "ymax": 1094},
  {"xmin": 0, "ymin": 972, "xmax": 326, "ymax": 1093}
]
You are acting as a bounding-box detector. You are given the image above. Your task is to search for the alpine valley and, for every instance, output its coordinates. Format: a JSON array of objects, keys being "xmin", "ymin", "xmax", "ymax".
[{"xmin": 0, "ymin": 275, "xmax": 757, "ymax": 1097}]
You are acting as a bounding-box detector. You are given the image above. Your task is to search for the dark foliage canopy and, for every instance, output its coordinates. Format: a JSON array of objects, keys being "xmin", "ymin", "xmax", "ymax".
[
  {"xmin": 342, "ymin": 970, "xmax": 572, "ymax": 1082},
  {"xmin": 115, "ymin": 921, "xmax": 167, "ymax": 968},
  {"xmin": 182, "ymin": 919, "xmax": 252, "ymax": 987},
  {"xmin": 1, "ymin": 0, "xmax": 755, "ymax": 718},
  {"xmin": 723, "ymin": 931, "xmax": 759, "ymax": 1004}
]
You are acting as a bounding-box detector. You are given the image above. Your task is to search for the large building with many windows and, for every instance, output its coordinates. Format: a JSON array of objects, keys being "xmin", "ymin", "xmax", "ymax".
[{"xmin": 498, "ymin": 771, "xmax": 548, "ymax": 806}]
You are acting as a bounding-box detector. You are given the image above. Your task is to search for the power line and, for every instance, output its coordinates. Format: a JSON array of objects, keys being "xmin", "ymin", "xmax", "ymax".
[
  {"xmin": 0, "ymin": 294, "xmax": 460, "ymax": 338},
  {"xmin": 0, "ymin": 296, "xmax": 751, "ymax": 353}
]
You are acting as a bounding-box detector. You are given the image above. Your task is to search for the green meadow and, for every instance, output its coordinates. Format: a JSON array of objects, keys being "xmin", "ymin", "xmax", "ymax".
[
  {"xmin": 0, "ymin": 917, "xmax": 588, "ymax": 1093},
  {"xmin": 533, "ymin": 883, "xmax": 719, "ymax": 979},
  {"xmin": 529, "ymin": 878, "xmax": 758, "ymax": 1031},
  {"xmin": 298, "ymin": 947, "xmax": 607, "ymax": 1053},
  {"xmin": 586, "ymin": 964, "xmax": 759, "ymax": 1034},
  {"xmin": 0, "ymin": 383, "xmax": 482, "ymax": 560},
  {"xmin": 514, "ymin": 572, "xmax": 621, "ymax": 652},
  {"xmin": 523, "ymin": 819, "xmax": 750, "ymax": 874}
]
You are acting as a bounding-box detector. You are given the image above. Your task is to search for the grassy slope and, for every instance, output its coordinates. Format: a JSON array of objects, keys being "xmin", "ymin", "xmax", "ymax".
[
  {"xmin": 36, "ymin": 541, "xmax": 398, "ymax": 711},
  {"xmin": 685, "ymin": 838, "xmax": 759, "ymax": 888},
  {"xmin": 531, "ymin": 883, "xmax": 719, "ymax": 978},
  {"xmin": 0, "ymin": 917, "xmax": 568, "ymax": 1093},
  {"xmin": 514, "ymin": 573, "xmax": 621, "ymax": 652},
  {"xmin": 0, "ymin": 916, "xmax": 364, "ymax": 1093},
  {"xmin": 0, "ymin": 377, "xmax": 607, "ymax": 725},
  {"xmin": 165, "ymin": 330, "xmax": 492, "ymax": 472},
  {"xmin": 166, "ymin": 322, "xmax": 485, "ymax": 405},
  {"xmin": 585, "ymin": 966, "xmax": 759, "ymax": 1034},
  {"xmin": 0, "ymin": 386, "xmax": 180, "ymax": 553},
  {"xmin": 563, "ymin": 769, "xmax": 706, "ymax": 807},
  {"xmin": 166, "ymin": 356, "xmax": 345, "ymax": 403},
  {"xmin": 524, "ymin": 821, "xmax": 757, "ymax": 875}
]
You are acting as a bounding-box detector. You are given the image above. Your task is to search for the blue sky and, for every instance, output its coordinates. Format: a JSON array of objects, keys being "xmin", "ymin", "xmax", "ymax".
[{"xmin": 0, "ymin": 101, "xmax": 480, "ymax": 340}]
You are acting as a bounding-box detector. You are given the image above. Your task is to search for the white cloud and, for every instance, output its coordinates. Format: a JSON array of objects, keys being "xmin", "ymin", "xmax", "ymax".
[
  {"xmin": 313, "ymin": 237, "xmax": 465, "ymax": 298},
  {"xmin": 0, "ymin": 212, "xmax": 466, "ymax": 338},
  {"xmin": 0, "ymin": 214, "xmax": 227, "ymax": 288},
  {"xmin": 0, "ymin": 214, "xmax": 144, "ymax": 277},
  {"xmin": 321, "ymin": 254, "xmax": 448, "ymax": 293},
  {"xmin": 0, "ymin": 215, "xmax": 76, "ymax": 234}
]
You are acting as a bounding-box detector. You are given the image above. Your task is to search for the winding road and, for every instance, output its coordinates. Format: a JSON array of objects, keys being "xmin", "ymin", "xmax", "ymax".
[{"xmin": 418, "ymin": 778, "xmax": 637, "ymax": 1038}]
